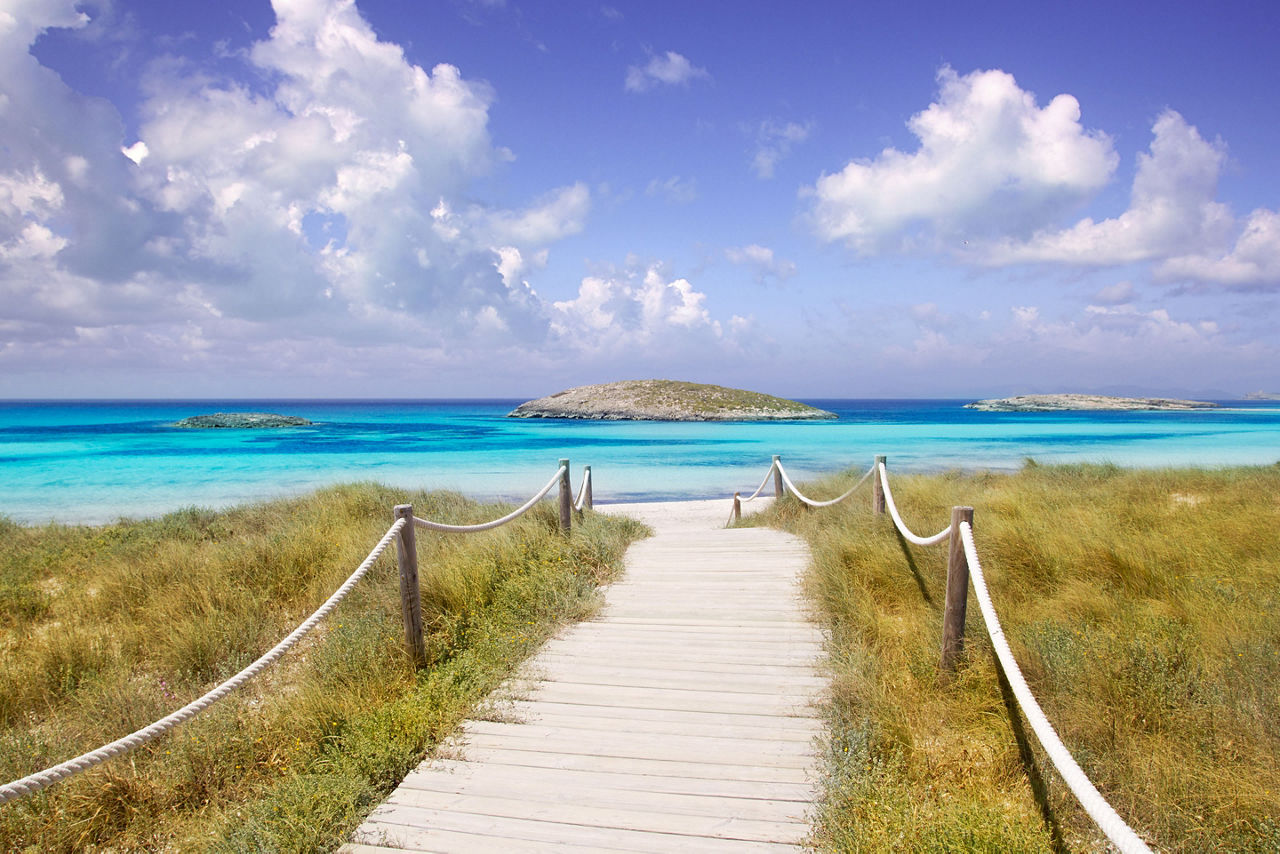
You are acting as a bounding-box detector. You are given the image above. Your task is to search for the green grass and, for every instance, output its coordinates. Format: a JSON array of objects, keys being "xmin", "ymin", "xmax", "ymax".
[
  {"xmin": 0, "ymin": 484, "xmax": 646, "ymax": 852},
  {"xmin": 749, "ymin": 462, "xmax": 1280, "ymax": 853}
]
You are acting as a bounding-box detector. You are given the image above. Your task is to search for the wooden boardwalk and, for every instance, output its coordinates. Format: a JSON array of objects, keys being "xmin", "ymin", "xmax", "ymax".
[{"xmin": 345, "ymin": 498, "xmax": 827, "ymax": 852}]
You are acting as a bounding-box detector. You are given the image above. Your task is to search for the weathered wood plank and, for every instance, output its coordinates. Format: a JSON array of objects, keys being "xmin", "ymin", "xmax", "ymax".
[
  {"xmin": 405, "ymin": 759, "xmax": 819, "ymax": 801},
  {"xmin": 371, "ymin": 790, "xmax": 808, "ymax": 842}
]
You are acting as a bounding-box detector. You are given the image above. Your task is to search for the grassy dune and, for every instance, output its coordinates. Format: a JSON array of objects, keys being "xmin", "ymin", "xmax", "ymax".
[
  {"xmin": 754, "ymin": 462, "xmax": 1280, "ymax": 852},
  {"xmin": 0, "ymin": 484, "xmax": 646, "ymax": 852}
]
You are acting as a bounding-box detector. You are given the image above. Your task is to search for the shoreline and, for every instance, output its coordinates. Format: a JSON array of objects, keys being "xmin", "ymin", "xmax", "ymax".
[{"xmin": 8, "ymin": 458, "xmax": 1280, "ymax": 528}]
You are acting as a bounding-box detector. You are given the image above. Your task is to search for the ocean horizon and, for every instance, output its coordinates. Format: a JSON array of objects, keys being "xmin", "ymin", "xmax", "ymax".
[{"xmin": 2, "ymin": 398, "xmax": 1278, "ymax": 526}]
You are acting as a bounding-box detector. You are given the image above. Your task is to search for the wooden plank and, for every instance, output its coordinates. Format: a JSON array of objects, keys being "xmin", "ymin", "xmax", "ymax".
[
  {"xmin": 483, "ymin": 709, "xmax": 820, "ymax": 742},
  {"xmin": 488, "ymin": 700, "xmax": 824, "ymax": 734},
  {"xmin": 517, "ymin": 662, "xmax": 827, "ymax": 692},
  {"xmin": 372, "ymin": 790, "xmax": 808, "ymax": 842},
  {"xmin": 449, "ymin": 744, "xmax": 814, "ymax": 784},
  {"xmin": 395, "ymin": 766, "xmax": 814, "ymax": 818},
  {"xmin": 405, "ymin": 759, "xmax": 818, "ymax": 802},
  {"xmin": 343, "ymin": 834, "xmax": 630, "ymax": 854},
  {"xmin": 353, "ymin": 810, "xmax": 804, "ymax": 853},
  {"xmin": 452, "ymin": 727, "xmax": 815, "ymax": 767}
]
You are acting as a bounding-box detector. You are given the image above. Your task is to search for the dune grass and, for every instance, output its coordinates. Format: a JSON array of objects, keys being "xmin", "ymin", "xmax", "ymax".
[
  {"xmin": 0, "ymin": 483, "xmax": 646, "ymax": 852},
  {"xmin": 750, "ymin": 462, "xmax": 1280, "ymax": 852}
]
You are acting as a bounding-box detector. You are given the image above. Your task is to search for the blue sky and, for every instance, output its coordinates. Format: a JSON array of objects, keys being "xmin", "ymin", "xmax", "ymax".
[{"xmin": 2, "ymin": 0, "xmax": 1278, "ymax": 398}]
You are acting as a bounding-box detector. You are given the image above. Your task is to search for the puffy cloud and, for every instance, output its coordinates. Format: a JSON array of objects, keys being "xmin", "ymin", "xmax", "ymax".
[
  {"xmin": 984, "ymin": 111, "xmax": 1234, "ymax": 266},
  {"xmin": 750, "ymin": 119, "xmax": 811, "ymax": 179},
  {"xmin": 479, "ymin": 182, "xmax": 590, "ymax": 246},
  {"xmin": 551, "ymin": 263, "xmax": 720, "ymax": 353},
  {"xmin": 624, "ymin": 50, "xmax": 709, "ymax": 92},
  {"xmin": 809, "ymin": 67, "xmax": 1117, "ymax": 252},
  {"xmin": 0, "ymin": 169, "xmax": 65, "ymax": 218},
  {"xmin": 725, "ymin": 244, "xmax": 795, "ymax": 282}
]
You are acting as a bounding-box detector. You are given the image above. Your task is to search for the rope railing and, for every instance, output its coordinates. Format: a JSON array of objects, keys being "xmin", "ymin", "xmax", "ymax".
[
  {"xmin": 876, "ymin": 462, "xmax": 952, "ymax": 546},
  {"xmin": 1, "ymin": 458, "xmax": 589, "ymax": 806},
  {"xmin": 727, "ymin": 456, "xmax": 875, "ymax": 525},
  {"xmin": 740, "ymin": 458, "xmax": 780, "ymax": 502},
  {"xmin": 776, "ymin": 460, "xmax": 876, "ymax": 508},
  {"xmin": 573, "ymin": 465, "xmax": 593, "ymax": 512},
  {"xmin": 960, "ymin": 522, "xmax": 1152, "ymax": 854},
  {"xmin": 0, "ymin": 518, "xmax": 406, "ymax": 805},
  {"xmin": 413, "ymin": 465, "xmax": 566, "ymax": 533},
  {"xmin": 835, "ymin": 453, "xmax": 1151, "ymax": 852}
]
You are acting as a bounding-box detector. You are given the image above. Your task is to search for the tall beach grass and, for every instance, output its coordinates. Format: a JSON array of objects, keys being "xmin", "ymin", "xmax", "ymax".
[
  {"xmin": 753, "ymin": 462, "xmax": 1280, "ymax": 852},
  {"xmin": 0, "ymin": 483, "xmax": 645, "ymax": 852}
]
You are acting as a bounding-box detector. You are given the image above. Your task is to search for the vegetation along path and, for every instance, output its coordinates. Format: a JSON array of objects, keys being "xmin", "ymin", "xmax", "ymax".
[{"xmin": 345, "ymin": 498, "xmax": 827, "ymax": 852}]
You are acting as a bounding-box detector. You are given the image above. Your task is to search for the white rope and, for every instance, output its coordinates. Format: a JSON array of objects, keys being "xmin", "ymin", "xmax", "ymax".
[
  {"xmin": 414, "ymin": 466, "xmax": 565, "ymax": 533},
  {"xmin": 959, "ymin": 522, "xmax": 1152, "ymax": 853},
  {"xmin": 776, "ymin": 461, "xmax": 875, "ymax": 508},
  {"xmin": 573, "ymin": 467, "xmax": 591, "ymax": 512},
  {"xmin": 738, "ymin": 460, "xmax": 779, "ymax": 502},
  {"xmin": 0, "ymin": 519, "xmax": 406, "ymax": 805},
  {"xmin": 877, "ymin": 462, "xmax": 951, "ymax": 546}
]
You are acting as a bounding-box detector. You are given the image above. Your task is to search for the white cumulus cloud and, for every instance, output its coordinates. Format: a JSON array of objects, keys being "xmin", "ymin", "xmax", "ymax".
[
  {"xmin": 809, "ymin": 66, "xmax": 1117, "ymax": 253},
  {"xmin": 983, "ymin": 111, "xmax": 1234, "ymax": 266},
  {"xmin": 552, "ymin": 263, "xmax": 720, "ymax": 353}
]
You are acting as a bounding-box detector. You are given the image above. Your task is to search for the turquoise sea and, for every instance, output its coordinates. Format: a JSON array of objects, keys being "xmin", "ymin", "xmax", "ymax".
[{"xmin": 1, "ymin": 399, "xmax": 1278, "ymax": 525}]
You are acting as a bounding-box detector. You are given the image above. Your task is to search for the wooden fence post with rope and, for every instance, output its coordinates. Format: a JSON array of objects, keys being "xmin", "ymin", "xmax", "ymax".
[{"xmin": 941, "ymin": 505, "xmax": 974, "ymax": 675}]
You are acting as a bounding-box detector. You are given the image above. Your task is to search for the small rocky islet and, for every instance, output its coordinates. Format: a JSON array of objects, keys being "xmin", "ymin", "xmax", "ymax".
[
  {"xmin": 964, "ymin": 394, "xmax": 1219, "ymax": 412},
  {"xmin": 508, "ymin": 380, "xmax": 837, "ymax": 421},
  {"xmin": 173, "ymin": 412, "xmax": 313, "ymax": 428}
]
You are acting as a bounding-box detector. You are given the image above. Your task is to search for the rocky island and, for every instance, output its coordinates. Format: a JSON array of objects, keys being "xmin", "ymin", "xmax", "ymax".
[
  {"xmin": 964, "ymin": 394, "xmax": 1218, "ymax": 412},
  {"xmin": 174, "ymin": 413, "xmax": 313, "ymax": 428},
  {"xmin": 508, "ymin": 380, "xmax": 837, "ymax": 421},
  {"xmin": 1243, "ymin": 391, "xmax": 1280, "ymax": 401}
]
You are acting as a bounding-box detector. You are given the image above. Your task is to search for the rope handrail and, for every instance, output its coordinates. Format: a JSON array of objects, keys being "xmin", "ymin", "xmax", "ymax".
[
  {"xmin": 959, "ymin": 522, "xmax": 1152, "ymax": 853},
  {"xmin": 573, "ymin": 467, "xmax": 591, "ymax": 512},
  {"xmin": 413, "ymin": 466, "xmax": 566, "ymax": 533},
  {"xmin": 776, "ymin": 460, "xmax": 876, "ymax": 508},
  {"xmin": 0, "ymin": 518, "xmax": 406, "ymax": 805},
  {"xmin": 739, "ymin": 460, "xmax": 779, "ymax": 502},
  {"xmin": 877, "ymin": 462, "xmax": 951, "ymax": 546}
]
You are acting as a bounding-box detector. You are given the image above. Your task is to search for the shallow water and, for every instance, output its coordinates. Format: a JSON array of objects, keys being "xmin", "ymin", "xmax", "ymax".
[{"xmin": 1, "ymin": 399, "xmax": 1277, "ymax": 524}]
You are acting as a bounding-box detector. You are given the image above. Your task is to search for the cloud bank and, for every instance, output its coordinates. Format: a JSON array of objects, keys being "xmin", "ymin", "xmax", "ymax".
[
  {"xmin": 809, "ymin": 66, "xmax": 1280, "ymax": 290},
  {"xmin": 0, "ymin": 0, "xmax": 736, "ymax": 393}
]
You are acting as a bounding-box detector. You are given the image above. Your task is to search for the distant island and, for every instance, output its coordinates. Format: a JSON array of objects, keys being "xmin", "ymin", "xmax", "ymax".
[
  {"xmin": 965, "ymin": 394, "xmax": 1219, "ymax": 412},
  {"xmin": 174, "ymin": 413, "xmax": 313, "ymax": 428},
  {"xmin": 508, "ymin": 380, "xmax": 837, "ymax": 421},
  {"xmin": 1243, "ymin": 391, "xmax": 1280, "ymax": 400}
]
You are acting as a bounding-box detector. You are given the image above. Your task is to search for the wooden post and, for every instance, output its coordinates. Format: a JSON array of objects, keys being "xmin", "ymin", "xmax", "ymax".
[
  {"xmin": 558, "ymin": 458, "xmax": 572, "ymax": 535},
  {"xmin": 772, "ymin": 455, "xmax": 784, "ymax": 498},
  {"xmin": 582, "ymin": 465, "xmax": 593, "ymax": 511},
  {"xmin": 941, "ymin": 505, "xmax": 974, "ymax": 675},
  {"xmin": 873, "ymin": 455, "xmax": 886, "ymax": 515},
  {"xmin": 394, "ymin": 504, "xmax": 426, "ymax": 669},
  {"xmin": 732, "ymin": 492, "xmax": 742, "ymax": 524}
]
